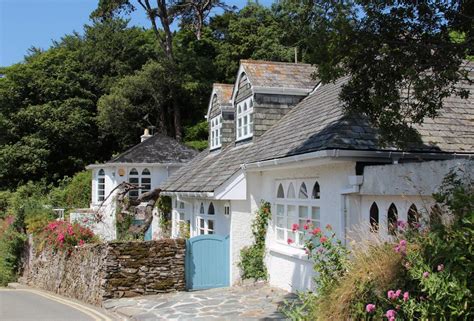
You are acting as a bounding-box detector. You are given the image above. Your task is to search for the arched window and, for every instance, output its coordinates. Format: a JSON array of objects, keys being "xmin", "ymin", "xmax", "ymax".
[
  {"xmin": 312, "ymin": 182, "xmax": 320, "ymax": 199},
  {"xmin": 277, "ymin": 183, "xmax": 284, "ymax": 198},
  {"xmin": 287, "ymin": 183, "xmax": 296, "ymax": 199},
  {"xmin": 98, "ymin": 169, "xmax": 105, "ymax": 202},
  {"xmin": 141, "ymin": 168, "xmax": 151, "ymax": 194},
  {"xmin": 369, "ymin": 202, "xmax": 379, "ymax": 232},
  {"xmin": 299, "ymin": 183, "xmax": 308, "ymax": 199},
  {"xmin": 208, "ymin": 202, "xmax": 215, "ymax": 215},
  {"xmin": 388, "ymin": 203, "xmax": 398, "ymax": 235},
  {"xmin": 200, "ymin": 202, "xmax": 205, "ymax": 214},
  {"xmin": 407, "ymin": 204, "xmax": 419, "ymax": 227},
  {"xmin": 128, "ymin": 168, "xmax": 139, "ymax": 199}
]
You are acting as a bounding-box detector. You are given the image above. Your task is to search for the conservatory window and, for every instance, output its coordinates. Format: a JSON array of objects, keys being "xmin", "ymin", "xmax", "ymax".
[
  {"xmin": 210, "ymin": 115, "xmax": 222, "ymax": 150},
  {"xmin": 275, "ymin": 180, "xmax": 321, "ymax": 247},
  {"xmin": 369, "ymin": 202, "xmax": 379, "ymax": 232},
  {"xmin": 236, "ymin": 97, "xmax": 254, "ymax": 141},
  {"xmin": 97, "ymin": 169, "xmax": 105, "ymax": 202},
  {"xmin": 388, "ymin": 203, "xmax": 398, "ymax": 235}
]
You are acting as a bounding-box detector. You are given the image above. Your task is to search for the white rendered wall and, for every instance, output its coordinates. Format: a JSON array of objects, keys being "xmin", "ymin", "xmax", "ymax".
[{"xmin": 247, "ymin": 161, "xmax": 356, "ymax": 292}]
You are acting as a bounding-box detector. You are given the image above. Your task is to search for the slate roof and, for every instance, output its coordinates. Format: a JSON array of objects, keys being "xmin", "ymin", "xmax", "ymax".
[
  {"xmin": 160, "ymin": 63, "xmax": 474, "ymax": 192},
  {"xmin": 241, "ymin": 60, "xmax": 317, "ymax": 91},
  {"xmin": 213, "ymin": 83, "xmax": 233, "ymax": 107},
  {"xmin": 108, "ymin": 134, "xmax": 198, "ymax": 164}
]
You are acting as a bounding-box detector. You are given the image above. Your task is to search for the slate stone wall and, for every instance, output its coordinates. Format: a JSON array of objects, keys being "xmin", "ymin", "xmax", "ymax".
[
  {"xmin": 253, "ymin": 94, "xmax": 305, "ymax": 138},
  {"xmin": 22, "ymin": 239, "xmax": 186, "ymax": 306}
]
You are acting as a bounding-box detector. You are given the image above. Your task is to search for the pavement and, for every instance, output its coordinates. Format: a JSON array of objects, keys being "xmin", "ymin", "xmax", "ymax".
[
  {"xmin": 103, "ymin": 284, "xmax": 296, "ymax": 320},
  {"xmin": 0, "ymin": 284, "xmax": 120, "ymax": 321}
]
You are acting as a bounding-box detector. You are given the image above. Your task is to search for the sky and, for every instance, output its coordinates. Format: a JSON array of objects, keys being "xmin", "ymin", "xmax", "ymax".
[{"xmin": 0, "ymin": 0, "xmax": 274, "ymax": 67}]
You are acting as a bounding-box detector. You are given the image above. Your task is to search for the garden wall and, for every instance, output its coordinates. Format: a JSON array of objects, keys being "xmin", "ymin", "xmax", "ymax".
[{"xmin": 22, "ymin": 239, "xmax": 186, "ymax": 306}]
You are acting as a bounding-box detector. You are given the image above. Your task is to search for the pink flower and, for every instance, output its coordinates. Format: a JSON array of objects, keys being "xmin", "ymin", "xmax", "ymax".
[
  {"xmin": 365, "ymin": 303, "xmax": 376, "ymax": 313},
  {"xmin": 423, "ymin": 271, "xmax": 430, "ymax": 278},
  {"xmin": 397, "ymin": 220, "xmax": 407, "ymax": 229},
  {"xmin": 403, "ymin": 291, "xmax": 409, "ymax": 302},
  {"xmin": 82, "ymin": 218, "xmax": 89, "ymax": 223},
  {"xmin": 325, "ymin": 224, "xmax": 332, "ymax": 230},
  {"xmin": 291, "ymin": 223, "xmax": 299, "ymax": 232},
  {"xmin": 399, "ymin": 240, "xmax": 407, "ymax": 247},
  {"xmin": 79, "ymin": 239, "xmax": 85, "ymax": 246},
  {"xmin": 303, "ymin": 224, "xmax": 309, "ymax": 230},
  {"xmin": 57, "ymin": 232, "xmax": 65, "ymax": 243},
  {"xmin": 319, "ymin": 236, "xmax": 328, "ymax": 243},
  {"xmin": 395, "ymin": 289, "xmax": 401, "ymax": 298},
  {"xmin": 386, "ymin": 309, "xmax": 397, "ymax": 320},
  {"xmin": 67, "ymin": 225, "xmax": 74, "ymax": 236},
  {"xmin": 388, "ymin": 290, "xmax": 396, "ymax": 300},
  {"xmin": 437, "ymin": 264, "xmax": 444, "ymax": 272},
  {"xmin": 312, "ymin": 227, "xmax": 321, "ymax": 235},
  {"xmin": 287, "ymin": 238, "xmax": 294, "ymax": 245}
]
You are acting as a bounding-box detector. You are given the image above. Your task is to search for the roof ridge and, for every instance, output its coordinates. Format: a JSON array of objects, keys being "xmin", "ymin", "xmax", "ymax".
[{"xmin": 240, "ymin": 59, "xmax": 313, "ymax": 66}]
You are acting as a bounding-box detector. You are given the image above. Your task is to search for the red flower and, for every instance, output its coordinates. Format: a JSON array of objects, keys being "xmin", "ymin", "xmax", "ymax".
[
  {"xmin": 320, "ymin": 236, "xmax": 328, "ymax": 243},
  {"xmin": 303, "ymin": 224, "xmax": 309, "ymax": 230},
  {"xmin": 291, "ymin": 223, "xmax": 299, "ymax": 232},
  {"xmin": 79, "ymin": 239, "xmax": 85, "ymax": 246},
  {"xmin": 287, "ymin": 238, "xmax": 294, "ymax": 245},
  {"xmin": 312, "ymin": 227, "xmax": 321, "ymax": 235}
]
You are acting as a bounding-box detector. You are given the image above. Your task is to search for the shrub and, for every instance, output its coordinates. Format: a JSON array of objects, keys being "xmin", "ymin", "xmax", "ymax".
[
  {"xmin": 239, "ymin": 201, "xmax": 271, "ymax": 280},
  {"xmin": 34, "ymin": 220, "xmax": 98, "ymax": 253}
]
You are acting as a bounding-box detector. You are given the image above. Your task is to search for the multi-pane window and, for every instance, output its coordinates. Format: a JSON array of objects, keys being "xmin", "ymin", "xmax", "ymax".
[
  {"xmin": 129, "ymin": 168, "xmax": 139, "ymax": 200},
  {"xmin": 236, "ymin": 97, "xmax": 253, "ymax": 141},
  {"xmin": 173, "ymin": 200, "xmax": 186, "ymax": 237},
  {"xmin": 210, "ymin": 115, "xmax": 222, "ymax": 149},
  {"xmin": 275, "ymin": 180, "xmax": 321, "ymax": 247},
  {"xmin": 129, "ymin": 168, "xmax": 152, "ymax": 200},
  {"xmin": 197, "ymin": 201, "xmax": 215, "ymax": 235},
  {"xmin": 97, "ymin": 169, "xmax": 105, "ymax": 202}
]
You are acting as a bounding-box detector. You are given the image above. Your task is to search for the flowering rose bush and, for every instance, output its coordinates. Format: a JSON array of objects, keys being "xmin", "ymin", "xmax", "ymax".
[{"xmin": 35, "ymin": 220, "xmax": 98, "ymax": 253}]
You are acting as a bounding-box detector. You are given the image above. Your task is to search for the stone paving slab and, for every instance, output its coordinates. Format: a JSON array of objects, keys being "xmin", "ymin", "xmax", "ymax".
[{"xmin": 104, "ymin": 284, "xmax": 295, "ymax": 320}]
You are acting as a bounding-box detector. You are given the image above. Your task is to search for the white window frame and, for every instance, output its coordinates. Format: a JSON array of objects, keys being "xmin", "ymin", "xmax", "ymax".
[
  {"xmin": 236, "ymin": 96, "xmax": 254, "ymax": 141},
  {"xmin": 128, "ymin": 168, "xmax": 152, "ymax": 200},
  {"xmin": 274, "ymin": 179, "xmax": 322, "ymax": 248},
  {"xmin": 196, "ymin": 201, "xmax": 216, "ymax": 235},
  {"xmin": 97, "ymin": 169, "xmax": 105, "ymax": 202},
  {"xmin": 172, "ymin": 200, "xmax": 187, "ymax": 238},
  {"xmin": 210, "ymin": 115, "xmax": 223, "ymax": 150}
]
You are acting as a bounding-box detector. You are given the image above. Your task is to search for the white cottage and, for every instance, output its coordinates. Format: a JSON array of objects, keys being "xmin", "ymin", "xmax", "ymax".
[
  {"xmin": 160, "ymin": 60, "xmax": 474, "ymax": 292},
  {"xmin": 71, "ymin": 131, "xmax": 197, "ymax": 241}
]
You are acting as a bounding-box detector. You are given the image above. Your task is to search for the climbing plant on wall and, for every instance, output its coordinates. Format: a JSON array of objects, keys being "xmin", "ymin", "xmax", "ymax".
[{"xmin": 239, "ymin": 200, "xmax": 271, "ymax": 280}]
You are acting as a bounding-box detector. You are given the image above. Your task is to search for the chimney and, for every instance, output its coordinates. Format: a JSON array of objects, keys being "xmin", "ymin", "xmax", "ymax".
[{"xmin": 141, "ymin": 128, "xmax": 152, "ymax": 142}]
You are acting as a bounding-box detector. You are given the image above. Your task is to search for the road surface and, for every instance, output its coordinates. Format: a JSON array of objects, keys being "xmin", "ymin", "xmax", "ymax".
[{"xmin": 0, "ymin": 288, "xmax": 115, "ymax": 321}]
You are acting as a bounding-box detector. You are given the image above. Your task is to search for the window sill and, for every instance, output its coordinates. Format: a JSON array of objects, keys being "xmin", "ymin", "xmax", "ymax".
[{"xmin": 268, "ymin": 243, "xmax": 311, "ymax": 262}]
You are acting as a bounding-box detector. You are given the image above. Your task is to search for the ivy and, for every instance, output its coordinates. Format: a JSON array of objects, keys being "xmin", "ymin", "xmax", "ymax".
[{"xmin": 239, "ymin": 200, "xmax": 271, "ymax": 280}]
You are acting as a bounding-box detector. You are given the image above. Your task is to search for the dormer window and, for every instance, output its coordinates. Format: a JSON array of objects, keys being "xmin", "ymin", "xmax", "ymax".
[
  {"xmin": 210, "ymin": 115, "xmax": 222, "ymax": 149},
  {"xmin": 236, "ymin": 97, "xmax": 253, "ymax": 141}
]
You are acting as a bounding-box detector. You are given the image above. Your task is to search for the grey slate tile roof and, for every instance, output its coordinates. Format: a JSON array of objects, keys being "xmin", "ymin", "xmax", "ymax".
[
  {"xmin": 241, "ymin": 60, "xmax": 317, "ymax": 91},
  {"xmin": 108, "ymin": 134, "xmax": 198, "ymax": 164},
  {"xmin": 161, "ymin": 63, "xmax": 474, "ymax": 192}
]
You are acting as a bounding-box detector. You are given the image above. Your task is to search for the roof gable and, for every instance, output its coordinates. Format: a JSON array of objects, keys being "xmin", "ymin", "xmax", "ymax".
[{"xmin": 206, "ymin": 83, "xmax": 233, "ymax": 120}]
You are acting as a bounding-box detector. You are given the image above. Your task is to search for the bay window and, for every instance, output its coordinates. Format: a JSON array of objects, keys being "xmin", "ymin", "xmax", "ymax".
[{"xmin": 275, "ymin": 180, "xmax": 322, "ymax": 247}]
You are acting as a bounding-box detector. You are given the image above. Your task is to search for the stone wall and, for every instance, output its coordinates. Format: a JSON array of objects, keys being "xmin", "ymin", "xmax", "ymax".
[{"xmin": 22, "ymin": 239, "xmax": 186, "ymax": 306}]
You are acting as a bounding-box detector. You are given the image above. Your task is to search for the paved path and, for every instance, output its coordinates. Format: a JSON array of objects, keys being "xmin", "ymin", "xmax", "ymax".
[
  {"xmin": 104, "ymin": 285, "xmax": 295, "ymax": 320},
  {"xmin": 0, "ymin": 288, "xmax": 116, "ymax": 321}
]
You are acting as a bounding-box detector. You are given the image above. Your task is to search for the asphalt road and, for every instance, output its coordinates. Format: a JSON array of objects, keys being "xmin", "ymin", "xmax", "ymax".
[{"xmin": 0, "ymin": 288, "xmax": 114, "ymax": 321}]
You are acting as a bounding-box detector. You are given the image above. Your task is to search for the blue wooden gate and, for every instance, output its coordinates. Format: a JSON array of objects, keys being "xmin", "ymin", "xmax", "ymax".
[{"xmin": 185, "ymin": 234, "xmax": 230, "ymax": 290}]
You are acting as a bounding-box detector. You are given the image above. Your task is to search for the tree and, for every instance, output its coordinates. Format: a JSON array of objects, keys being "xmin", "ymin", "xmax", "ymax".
[
  {"xmin": 92, "ymin": 0, "xmax": 231, "ymax": 140},
  {"xmin": 291, "ymin": 0, "xmax": 473, "ymax": 146}
]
